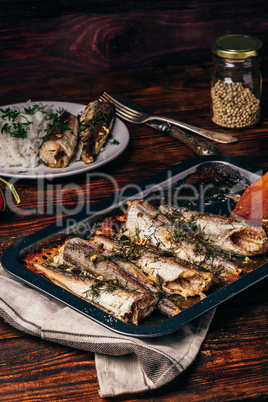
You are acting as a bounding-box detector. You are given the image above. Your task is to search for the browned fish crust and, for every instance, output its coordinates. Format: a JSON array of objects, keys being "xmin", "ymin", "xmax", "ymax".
[
  {"xmin": 39, "ymin": 111, "xmax": 79, "ymax": 168},
  {"xmin": 63, "ymin": 237, "xmax": 181, "ymax": 317},
  {"xmin": 24, "ymin": 256, "xmax": 156, "ymax": 325},
  {"xmin": 79, "ymin": 100, "xmax": 115, "ymax": 164}
]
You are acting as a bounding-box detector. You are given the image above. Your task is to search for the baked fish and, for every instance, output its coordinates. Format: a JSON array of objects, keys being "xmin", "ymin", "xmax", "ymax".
[
  {"xmin": 61, "ymin": 237, "xmax": 181, "ymax": 317},
  {"xmin": 124, "ymin": 200, "xmax": 241, "ymax": 283},
  {"xmin": 39, "ymin": 111, "xmax": 79, "ymax": 168},
  {"xmin": 26, "ymin": 259, "xmax": 155, "ymax": 325},
  {"xmin": 79, "ymin": 100, "xmax": 115, "ymax": 164},
  {"xmin": 91, "ymin": 235, "xmax": 213, "ymax": 299},
  {"xmin": 160, "ymin": 205, "xmax": 268, "ymax": 256}
]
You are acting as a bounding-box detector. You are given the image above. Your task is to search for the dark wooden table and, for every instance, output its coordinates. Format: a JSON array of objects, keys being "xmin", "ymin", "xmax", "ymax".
[{"xmin": 0, "ymin": 60, "xmax": 267, "ymax": 401}]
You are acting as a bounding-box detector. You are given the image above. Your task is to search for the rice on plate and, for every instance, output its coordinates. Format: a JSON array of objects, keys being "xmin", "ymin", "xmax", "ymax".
[{"xmin": 0, "ymin": 102, "xmax": 53, "ymax": 168}]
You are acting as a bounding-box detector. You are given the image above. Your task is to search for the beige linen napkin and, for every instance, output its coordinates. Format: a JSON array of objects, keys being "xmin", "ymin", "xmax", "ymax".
[{"xmin": 0, "ymin": 264, "xmax": 215, "ymax": 397}]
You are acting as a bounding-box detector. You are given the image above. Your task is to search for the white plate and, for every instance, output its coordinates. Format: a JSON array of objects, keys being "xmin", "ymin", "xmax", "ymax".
[{"xmin": 0, "ymin": 101, "xmax": 130, "ymax": 179}]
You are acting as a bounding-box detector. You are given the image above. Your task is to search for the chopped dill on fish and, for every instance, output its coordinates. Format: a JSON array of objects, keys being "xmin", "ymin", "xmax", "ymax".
[
  {"xmin": 124, "ymin": 200, "xmax": 242, "ymax": 283},
  {"xmin": 160, "ymin": 205, "xmax": 268, "ymax": 256}
]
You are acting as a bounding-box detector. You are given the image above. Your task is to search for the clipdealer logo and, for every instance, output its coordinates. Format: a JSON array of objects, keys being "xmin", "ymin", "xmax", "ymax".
[{"xmin": 3, "ymin": 169, "xmax": 263, "ymax": 230}]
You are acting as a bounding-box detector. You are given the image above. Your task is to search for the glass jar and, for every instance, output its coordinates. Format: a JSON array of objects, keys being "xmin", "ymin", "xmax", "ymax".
[{"xmin": 211, "ymin": 34, "xmax": 262, "ymax": 128}]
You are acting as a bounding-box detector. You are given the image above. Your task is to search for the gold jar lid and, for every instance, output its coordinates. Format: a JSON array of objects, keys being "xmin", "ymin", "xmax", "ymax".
[{"xmin": 212, "ymin": 34, "xmax": 262, "ymax": 59}]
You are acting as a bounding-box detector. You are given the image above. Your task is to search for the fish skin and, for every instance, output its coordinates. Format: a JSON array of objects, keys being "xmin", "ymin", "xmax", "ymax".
[
  {"xmin": 79, "ymin": 100, "xmax": 115, "ymax": 164},
  {"xmin": 124, "ymin": 200, "xmax": 241, "ymax": 283},
  {"xmin": 65, "ymin": 237, "xmax": 181, "ymax": 317},
  {"xmin": 62, "ymin": 237, "xmax": 158, "ymax": 295},
  {"xmin": 39, "ymin": 111, "xmax": 79, "ymax": 168},
  {"xmin": 26, "ymin": 259, "xmax": 155, "ymax": 325},
  {"xmin": 91, "ymin": 235, "xmax": 213, "ymax": 299},
  {"xmin": 107, "ymin": 258, "xmax": 182, "ymax": 317},
  {"xmin": 160, "ymin": 205, "xmax": 268, "ymax": 256}
]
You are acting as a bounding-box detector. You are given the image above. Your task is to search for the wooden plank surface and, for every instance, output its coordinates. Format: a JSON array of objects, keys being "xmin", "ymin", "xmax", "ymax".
[
  {"xmin": 1, "ymin": 0, "xmax": 268, "ymax": 82},
  {"xmin": 0, "ymin": 59, "xmax": 267, "ymax": 401}
]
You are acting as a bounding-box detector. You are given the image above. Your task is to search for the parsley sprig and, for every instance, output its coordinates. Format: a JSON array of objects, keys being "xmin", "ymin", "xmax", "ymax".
[
  {"xmin": 1, "ymin": 121, "xmax": 32, "ymax": 138},
  {"xmin": 0, "ymin": 104, "xmax": 50, "ymax": 139},
  {"xmin": 45, "ymin": 111, "xmax": 74, "ymax": 137}
]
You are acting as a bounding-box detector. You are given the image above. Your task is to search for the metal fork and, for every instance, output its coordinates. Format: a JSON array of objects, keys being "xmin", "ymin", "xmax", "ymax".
[
  {"xmin": 100, "ymin": 92, "xmax": 219, "ymax": 155},
  {"xmin": 100, "ymin": 92, "xmax": 237, "ymax": 144}
]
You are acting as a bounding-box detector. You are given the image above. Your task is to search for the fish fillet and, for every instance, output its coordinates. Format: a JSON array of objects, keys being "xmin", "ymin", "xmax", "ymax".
[
  {"xmin": 160, "ymin": 205, "xmax": 268, "ymax": 256},
  {"xmin": 79, "ymin": 100, "xmax": 115, "ymax": 164},
  {"xmin": 26, "ymin": 259, "xmax": 155, "ymax": 325},
  {"xmin": 91, "ymin": 235, "xmax": 213, "ymax": 299},
  {"xmin": 124, "ymin": 200, "xmax": 241, "ymax": 283},
  {"xmin": 62, "ymin": 237, "xmax": 181, "ymax": 317},
  {"xmin": 39, "ymin": 111, "xmax": 79, "ymax": 168}
]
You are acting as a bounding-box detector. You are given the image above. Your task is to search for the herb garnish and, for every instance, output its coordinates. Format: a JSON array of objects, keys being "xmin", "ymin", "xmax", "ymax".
[
  {"xmin": 1, "ymin": 120, "xmax": 33, "ymax": 139},
  {"xmin": 0, "ymin": 105, "xmax": 47, "ymax": 139},
  {"xmin": 110, "ymin": 138, "xmax": 119, "ymax": 145},
  {"xmin": 46, "ymin": 111, "xmax": 74, "ymax": 136},
  {"xmin": 83, "ymin": 278, "xmax": 123, "ymax": 300},
  {"xmin": 83, "ymin": 110, "xmax": 113, "ymax": 130},
  {"xmin": 0, "ymin": 107, "xmax": 21, "ymax": 121},
  {"xmin": 23, "ymin": 105, "xmax": 44, "ymax": 115}
]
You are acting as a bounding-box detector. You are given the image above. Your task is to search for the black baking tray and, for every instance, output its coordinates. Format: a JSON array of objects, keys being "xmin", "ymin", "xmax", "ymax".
[{"xmin": 2, "ymin": 156, "xmax": 268, "ymax": 337}]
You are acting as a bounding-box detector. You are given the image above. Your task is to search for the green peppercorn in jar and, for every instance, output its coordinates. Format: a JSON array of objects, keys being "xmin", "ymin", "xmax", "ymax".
[{"xmin": 211, "ymin": 34, "xmax": 262, "ymax": 128}]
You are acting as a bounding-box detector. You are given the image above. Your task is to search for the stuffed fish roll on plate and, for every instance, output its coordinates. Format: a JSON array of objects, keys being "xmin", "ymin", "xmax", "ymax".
[
  {"xmin": 39, "ymin": 111, "xmax": 79, "ymax": 168},
  {"xmin": 79, "ymin": 100, "xmax": 115, "ymax": 164}
]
